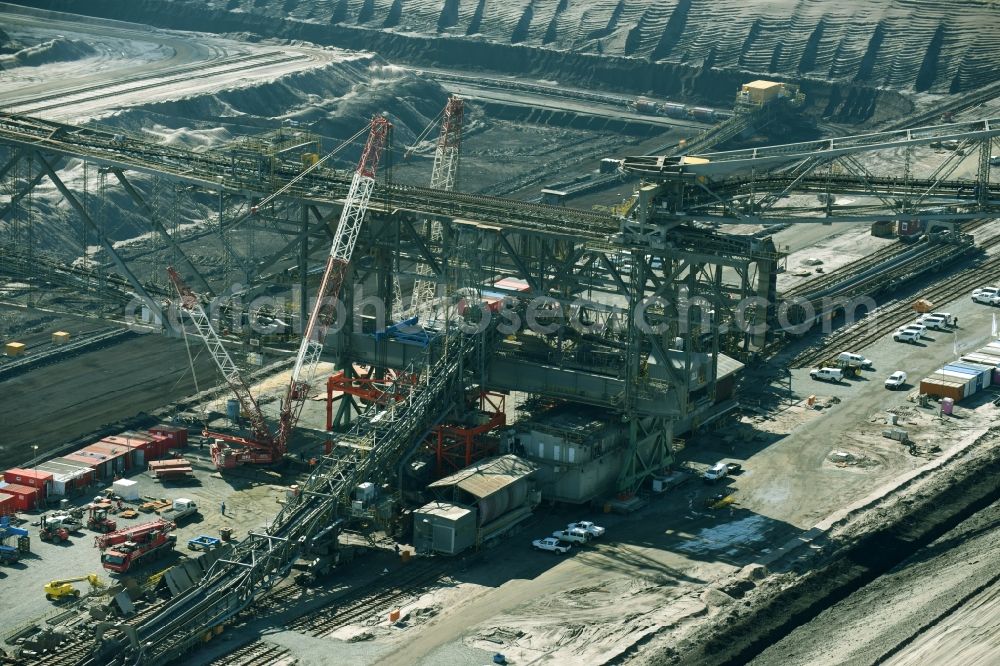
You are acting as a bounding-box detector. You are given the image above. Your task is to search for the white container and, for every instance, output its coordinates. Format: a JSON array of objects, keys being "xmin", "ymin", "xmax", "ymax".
[{"xmin": 112, "ymin": 478, "xmax": 140, "ymax": 500}]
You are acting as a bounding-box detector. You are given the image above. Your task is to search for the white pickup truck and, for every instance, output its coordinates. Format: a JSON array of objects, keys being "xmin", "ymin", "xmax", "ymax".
[
  {"xmin": 810, "ymin": 367, "xmax": 844, "ymax": 383},
  {"xmin": 160, "ymin": 498, "xmax": 199, "ymax": 523},
  {"xmin": 532, "ymin": 537, "xmax": 571, "ymax": 553},
  {"xmin": 552, "ymin": 527, "xmax": 591, "ymax": 544}
]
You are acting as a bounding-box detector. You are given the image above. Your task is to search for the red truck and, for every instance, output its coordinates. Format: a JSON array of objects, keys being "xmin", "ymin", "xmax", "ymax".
[{"xmin": 95, "ymin": 519, "xmax": 176, "ymax": 573}]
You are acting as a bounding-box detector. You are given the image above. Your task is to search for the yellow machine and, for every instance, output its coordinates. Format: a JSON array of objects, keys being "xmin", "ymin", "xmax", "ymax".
[{"xmin": 44, "ymin": 574, "xmax": 105, "ymax": 601}]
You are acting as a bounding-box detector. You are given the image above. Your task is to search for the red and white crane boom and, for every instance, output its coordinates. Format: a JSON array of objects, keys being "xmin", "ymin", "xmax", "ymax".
[
  {"xmin": 410, "ymin": 96, "xmax": 463, "ymax": 313},
  {"xmin": 167, "ymin": 267, "xmax": 276, "ymax": 464},
  {"xmin": 277, "ymin": 116, "xmax": 392, "ymax": 452},
  {"xmin": 168, "ymin": 116, "xmax": 391, "ymax": 468}
]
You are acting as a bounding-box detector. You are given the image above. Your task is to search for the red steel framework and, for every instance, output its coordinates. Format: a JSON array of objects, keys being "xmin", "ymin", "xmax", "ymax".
[
  {"xmin": 432, "ymin": 392, "xmax": 506, "ymax": 475},
  {"xmin": 325, "ymin": 367, "xmax": 419, "ymax": 431}
]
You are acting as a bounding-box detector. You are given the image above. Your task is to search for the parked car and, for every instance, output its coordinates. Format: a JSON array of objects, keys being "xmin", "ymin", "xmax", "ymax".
[
  {"xmin": 810, "ymin": 367, "xmax": 844, "ymax": 383},
  {"xmin": 916, "ymin": 314, "xmax": 948, "ymax": 331},
  {"xmin": 972, "ymin": 287, "xmax": 1000, "ymax": 304},
  {"xmin": 885, "ymin": 371, "xmax": 908, "ymax": 390},
  {"xmin": 567, "ymin": 521, "xmax": 605, "ymax": 538},
  {"xmin": 837, "ymin": 352, "xmax": 874, "ymax": 369},
  {"xmin": 725, "ymin": 462, "xmax": 743, "ymax": 475},
  {"xmin": 897, "ymin": 323, "xmax": 927, "ymax": 339},
  {"xmin": 553, "ymin": 528, "xmax": 591, "ymax": 544},
  {"xmin": 930, "ymin": 312, "xmax": 956, "ymax": 326},
  {"xmin": 893, "ymin": 328, "xmax": 921, "ymax": 343},
  {"xmin": 533, "ymin": 537, "xmax": 571, "ymax": 553},
  {"xmin": 703, "ymin": 462, "xmax": 729, "ymax": 483}
]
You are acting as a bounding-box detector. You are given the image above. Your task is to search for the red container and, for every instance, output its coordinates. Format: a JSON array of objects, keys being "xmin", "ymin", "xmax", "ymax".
[
  {"xmin": 47, "ymin": 458, "xmax": 96, "ymax": 488},
  {"xmin": 0, "ymin": 492, "xmax": 16, "ymax": 516},
  {"xmin": 0, "ymin": 483, "xmax": 41, "ymax": 511},
  {"xmin": 3, "ymin": 468, "xmax": 53, "ymax": 497},
  {"xmin": 148, "ymin": 425, "xmax": 188, "ymax": 450},
  {"xmin": 83, "ymin": 442, "xmax": 132, "ymax": 475}
]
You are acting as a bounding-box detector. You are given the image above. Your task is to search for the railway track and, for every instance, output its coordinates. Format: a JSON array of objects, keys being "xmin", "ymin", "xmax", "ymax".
[
  {"xmin": 211, "ymin": 642, "xmax": 292, "ymax": 666},
  {"xmin": 12, "ymin": 53, "xmax": 310, "ymax": 116},
  {"xmin": 791, "ymin": 233, "xmax": 1000, "ymax": 368},
  {"xmin": 884, "ymin": 79, "xmax": 1000, "ymax": 131},
  {"xmin": 783, "ymin": 242, "xmax": 909, "ymax": 299},
  {"xmin": 208, "ymin": 558, "xmax": 450, "ymax": 666},
  {"xmin": 783, "ymin": 219, "xmax": 994, "ymax": 302}
]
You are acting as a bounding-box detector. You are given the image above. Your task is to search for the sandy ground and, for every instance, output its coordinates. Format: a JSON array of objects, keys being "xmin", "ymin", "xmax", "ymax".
[{"xmin": 0, "ymin": 9, "xmax": 352, "ymax": 124}]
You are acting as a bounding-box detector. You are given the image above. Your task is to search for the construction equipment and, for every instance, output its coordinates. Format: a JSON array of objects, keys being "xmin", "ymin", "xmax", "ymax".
[
  {"xmin": 97, "ymin": 520, "xmax": 176, "ymax": 574},
  {"xmin": 823, "ymin": 358, "xmax": 860, "ymax": 378},
  {"xmin": 39, "ymin": 513, "xmax": 79, "ymax": 543},
  {"xmin": 44, "ymin": 573, "xmax": 105, "ymax": 601},
  {"xmin": 186, "ymin": 535, "xmax": 221, "ymax": 552},
  {"xmin": 167, "ymin": 116, "xmax": 392, "ymax": 470},
  {"xmin": 0, "ymin": 516, "xmax": 29, "ymax": 563},
  {"xmin": 94, "ymin": 519, "xmax": 173, "ymax": 550},
  {"xmin": 409, "ymin": 96, "xmax": 464, "ymax": 316},
  {"xmin": 86, "ymin": 505, "xmax": 117, "ymax": 533}
]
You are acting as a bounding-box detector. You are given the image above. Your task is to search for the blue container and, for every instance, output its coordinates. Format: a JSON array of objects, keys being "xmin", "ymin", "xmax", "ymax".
[
  {"xmin": 226, "ymin": 399, "xmax": 241, "ymax": 425},
  {"xmin": 945, "ymin": 364, "xmax": 988, "ymax": 389}
]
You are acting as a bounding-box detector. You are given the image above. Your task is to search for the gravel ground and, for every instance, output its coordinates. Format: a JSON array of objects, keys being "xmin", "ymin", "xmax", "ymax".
[
  {"xmin": 751, "ymin": 499, "xmax": 1000, "ymax": 666},
  {"xmin": 0, "ymin": 333, "xmax": 217, "ymax": 468},
  {"xmin": 631, "ymin": 426, "xmax": 1000, "ymax": 666},
  {"xmin": 0, "ymin": 445, "xmax": 303, "ymax": 637}
]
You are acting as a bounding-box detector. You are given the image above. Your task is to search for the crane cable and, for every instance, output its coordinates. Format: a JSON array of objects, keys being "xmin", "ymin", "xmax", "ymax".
[
  {"xmin": 172, "ymin": 289, "xmax": 210, "ymax": 427},
  {"xmin": 403, "ymin": 105, "xmax": 447, "ymax": 160}
]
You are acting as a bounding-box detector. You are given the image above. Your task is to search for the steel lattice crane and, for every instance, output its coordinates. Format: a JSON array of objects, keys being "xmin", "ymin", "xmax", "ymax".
[
  {"xmin": 278, "ymin": 116, "xmax": 391, "ymax": 450},
  {"xmin": 409, "ymin": 96, "xmax": 464, "ymax": 314},
  {"xmin": 168, "ymin": 116, "xmax": 392, "ymax": 469},
  {"xmin": 167, "ymin": 266, "xmax": 276, "ymax": 466}
]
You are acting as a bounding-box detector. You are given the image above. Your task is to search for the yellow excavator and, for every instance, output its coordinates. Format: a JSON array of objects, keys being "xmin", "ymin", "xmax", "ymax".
[{"xmin": 44, "ymin": 574, "xmax": 105, "ymax": 601}]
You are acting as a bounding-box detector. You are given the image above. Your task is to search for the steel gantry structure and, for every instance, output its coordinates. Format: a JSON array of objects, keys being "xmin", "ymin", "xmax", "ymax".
[
  {"xmin": 623, "ymin": 117, "xmax": 1000, "ymax": 228},
  {"xmin": 3, "ymin": 112, "xmax": 999, "ymax": 489},
  {"xmin": 0, "ymin": 109, "xmax": 750, "ymax": 493},
  {"xmin": 4, "ymin": 109, "xmax": 1000, "ymax": 664}
]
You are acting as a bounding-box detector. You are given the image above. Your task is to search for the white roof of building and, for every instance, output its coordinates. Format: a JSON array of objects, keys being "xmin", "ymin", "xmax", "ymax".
[{"xmin": 415, "ymin": 501, "xmax": 474, "ymax": 521}]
